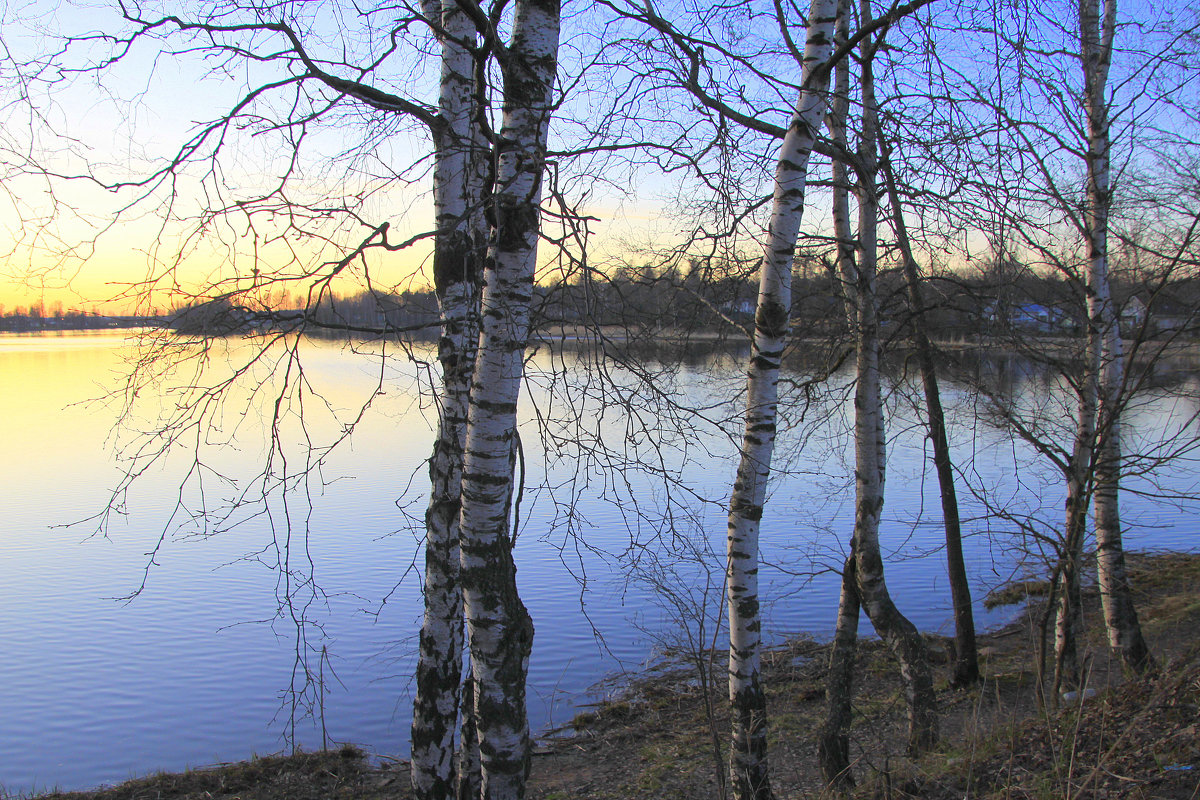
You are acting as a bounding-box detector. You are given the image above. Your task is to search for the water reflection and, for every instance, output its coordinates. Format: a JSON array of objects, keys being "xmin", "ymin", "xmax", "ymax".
[{"xmin": 2, "ymin": 331, "xmax": 1198, "ymax": 794}]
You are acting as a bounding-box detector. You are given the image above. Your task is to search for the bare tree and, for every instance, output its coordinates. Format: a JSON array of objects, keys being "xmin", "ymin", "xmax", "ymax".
[
  {"xmin": 902, "ymin": 0, "xmax": 1200, "ymax": 694},
  {"xmin": 878, "ymin": 134, "xmax": 978, "ymax": 688},
  {"xmin": 719, "ymin": 1, "xmax": 839, "ymax": 796},
  {"xmin": 456, "ymin": 0, "xmax": 560, "ymax": 796},
  {"xmin": 410, "ymin": 0, "xmax": 489, "ymax": 795},
  {"xmin": 1079, "ymin": 0, "xmax": 1154, "ymax": 676},
  {"xmin": 9, "ymin": 5, "xmax": 566, "ymax": 798},
  {"xmin": 820, "ymin": 4, "xmax": 938, "ymax": 781}
]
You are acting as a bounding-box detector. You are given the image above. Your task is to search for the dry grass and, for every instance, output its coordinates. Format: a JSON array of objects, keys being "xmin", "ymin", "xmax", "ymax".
[{"xmin": 27, "ymin": 746, "xmax": 396, "ymax": 800}]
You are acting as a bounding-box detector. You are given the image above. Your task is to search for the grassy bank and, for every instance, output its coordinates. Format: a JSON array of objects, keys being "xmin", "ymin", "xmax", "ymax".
[{"xmin": 25, "ymin": 551, "xmax": 1200, "ymax": 800}]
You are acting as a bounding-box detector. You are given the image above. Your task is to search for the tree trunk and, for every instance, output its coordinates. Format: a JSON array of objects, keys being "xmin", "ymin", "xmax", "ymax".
[
  {"xmin": 851, "ymin": 13, "xmax": 938, "ymax": 754},
  {"xmin": 723, "ymin": 3, "xmax": 838, "ymax": 797},
  {"xmin": 411, "ymin": 0, "xmax": 484, "ymax": 795},
  {"xmin": 818, "ymin": 553, "xmax": 859, "ymax": 791},
  {"xmin": 1054, "ymin": 470, "xmax": 1087, "ymax": 695},
  {"xmin": 1079, "ymin": 0, "xmax": 1153, "ymax": 675},
  {"xmin": 1056, "ymin": 353, "xmax": 1096, "ymax": 697},
  {"xmin": 826, "ymin": 0, "xmax": 857, "ymax": 334},
  {"xmin": 1094, "ymin": 432, "xmax": 1153, "ymax": 670},
  {"xmin": 877, "ymin": 141, "xmax": 979, "ymax": 687},
  {"xmin": 413, "ymin": 284, "xmax": 475, "ymax": 800},
  {"xmin": 818, "ymin": 9, "xmax": 861, "ymax": 785},
  {"xmin": 458, "ymin": 0, "xmax": 559, "ymax": 796},
  {"xmin": 457, "ymin": 674, "xmax": 482, "ymax": 800}
]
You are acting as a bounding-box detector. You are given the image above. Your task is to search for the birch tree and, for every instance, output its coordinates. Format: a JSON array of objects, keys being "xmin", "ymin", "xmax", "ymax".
[
  {"xmin": 582, "ymin": 3, "xmax": 932, "ymax": 790},
  {"xmin": 410, "ymin": 0, "xmax": 489, "ymax": 795},
  {"xmin": 820, "ymin": 6, "xmax": 938, "ymax": 778},
  {"xmin": 915, "ymin": 0, "xmax": 1200, "ymax": 694},
  {"xmin": 456, "ymin": 0, "xmax": 560, "ymax": 795},
  {"xmin": 722, "ymin": 2, "xmax": 838, "ymax": 796},
  {"xmin": 848, "ymin": 9, "xmax": 937, "ymax": 750},
  {"xmin": 12, "ymin": 6, "xmax": 563, "ymax": 793},
  {"xmin": 817, "ymin": 1, "xmax": 862, "ymax": 788},
  {"xmin": 1079, "ymin": 0, "xmax": 1153, "ymax": 675}
]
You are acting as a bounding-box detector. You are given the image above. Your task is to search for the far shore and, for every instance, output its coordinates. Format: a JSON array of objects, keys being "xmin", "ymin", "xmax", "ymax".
[{"xmin": 7, "ymin": 320, "xmax": 1197, "ymax": 361}]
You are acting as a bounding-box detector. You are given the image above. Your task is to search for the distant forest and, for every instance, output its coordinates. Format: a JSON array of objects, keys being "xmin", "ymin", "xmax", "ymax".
[
  {"xmin": 159, "ymin": 257, "xmax": 1200, "ymax": 344},
  {"xmin": 0, "ymin": 302, "xmax": 158, "ymax": 332}
]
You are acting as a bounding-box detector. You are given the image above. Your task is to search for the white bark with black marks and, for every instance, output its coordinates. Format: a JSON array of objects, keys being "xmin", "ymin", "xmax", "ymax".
[
  {"xmin": 1079, "ymin": 0, "xmax": 1153, "ymax": 675},
  {"xmin": 459, "ymin": 0, "xmax": 559, "ymax": 796},
  {"xmin": 723, "ymin": 1, "xmax": 838, "ymax": 797},
  {"xmin": 411, "ymin": 1, "xmax": 484, "ymax": 796},
  {"xmin": 847, "ymin": 6, "xmax": 937, "ymax": 753}
]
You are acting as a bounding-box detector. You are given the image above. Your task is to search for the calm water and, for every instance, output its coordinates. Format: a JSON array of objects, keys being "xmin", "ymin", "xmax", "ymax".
[{"xmin": 2, "ymin": 331, "xmax": 1197, "ymax": 794}]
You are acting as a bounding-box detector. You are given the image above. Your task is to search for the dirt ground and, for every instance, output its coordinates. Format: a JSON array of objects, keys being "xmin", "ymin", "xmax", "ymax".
[{"xmin": 28, "ymin": 551, "xmax": 1200, "ymax": 800}]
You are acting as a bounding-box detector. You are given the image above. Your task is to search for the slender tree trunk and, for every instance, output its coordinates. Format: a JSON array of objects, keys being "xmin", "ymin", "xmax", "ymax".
[
  {"xmin": 458, "ymin": 1, "xmax": 559, "ymax": 797},
  {"xmin": 1094, "ymin": 426, "xmax": 1152, "ymax": 670},
  {"xmin": 412, "ymin": 1, "xmax": 484, "ymax": 796},
  {"xmin": 723, "ymin": 3, "xmax": 838, "ymax": 797},
  {"xmin": 1079, "ymin": 0, "xmax": 1153, "ymax": 675},
  {"xmin": 818, "ymin": 553, "xmax": 859, "ymax": 791},
  {"xmin": 1055, "ymin": 342, "xmax": 1097, "ymax": 696},
  {"xmin": 413, "ymin": 281, "xmax": 476, "ymax": 800},
  {"xmin": 818, "ymin": 7, "xmax": 861, "ymax": 786},
  {"xmin": 877, "ymin": 141, "xmax": 979, "ymax": 687},
  {"xmin": 1055, "ymin": 465, "xmax": 1088, "ymax": 695},
  {"xmin": 850, "ymin": 13, "xmax": 938, "ymax": 754},
  {"xmin": 457, "ymin": 23, "xmax": 494, "ymax": 798},
  {"xmin": 826, "ymin": 0, "xmax": 857, "ymax": 334}
]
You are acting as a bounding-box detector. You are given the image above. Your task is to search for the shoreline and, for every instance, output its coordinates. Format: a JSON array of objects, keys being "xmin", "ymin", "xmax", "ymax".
[{"xmin": 23, "ymin": 549, "xmax": 1200, "ymax": 800}]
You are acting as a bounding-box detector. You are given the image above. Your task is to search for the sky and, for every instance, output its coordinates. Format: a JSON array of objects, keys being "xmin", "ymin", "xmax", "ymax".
[
  {"xmin": 0, "ymin": 0, "xmax": 693, "ymax": 315},
  {"xmin": 2, "ymin": 0, "xmax": 1196, "ymax": 315},
  {"xmin": 0, "ymin": 0, "xmax": 434, "ymax": 312}
]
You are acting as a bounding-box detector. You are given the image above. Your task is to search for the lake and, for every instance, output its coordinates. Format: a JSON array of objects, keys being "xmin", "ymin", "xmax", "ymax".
[{"xmin": 2, "ymin": 330, "xmax": 1197, "ymax": 794}]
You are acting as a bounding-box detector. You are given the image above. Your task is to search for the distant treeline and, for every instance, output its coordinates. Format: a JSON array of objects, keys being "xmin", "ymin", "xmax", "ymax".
[
  {"xmin": 166, "ymin": 291, "xmax": 443, "ymax": 337},
  {"xmin": 0, "ymin": 306, "xmax": 161, "ymax": 332},
  {"xmin": 149, "ymin": 258, "xmax": 1200, "ymax": 343}
]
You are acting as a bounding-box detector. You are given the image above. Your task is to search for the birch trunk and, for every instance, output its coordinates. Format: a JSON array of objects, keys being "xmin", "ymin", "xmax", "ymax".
[
  {"xmin": 412, "ymin": 1, "xmax": 484, "ymax": 796},
  {"xmin": 818, "ymin": 553, "xmax": 859, "ymax": 791},
  {"xmin": 850, "ymin": 14, "xmax": 938, "ymax": 754},
  {"xmin": 459, "ymin": 0, "xmax": 559, "ymax": 796},
  {"xmin": 723, "ymin": 2, "xmax": 838, "ymax": 797},
  {"xmin": 1080, "ymin": 0, "xmax": 1153, "ymax": 675},
  {"xmin": 1055, "ymin": 314, "xmax": 1099, "ymax": 695},
  {"xmin": 818, "ymin": 6, "xmax": 861, "ymax": 786},
  {"xmin": 1055, "ymin": 460, "xmax": 1088, "ymax": 695},
  {"xmin": 457, "ymin": 675, "xmax": 481, "ymax": 800},
  {"xmin": 878, "ymin": 142, "xmax": 978, "ymax": 687},
  {"xmin": 826, "ymin": 0, "xmax": 858, "ymax": 332}
]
